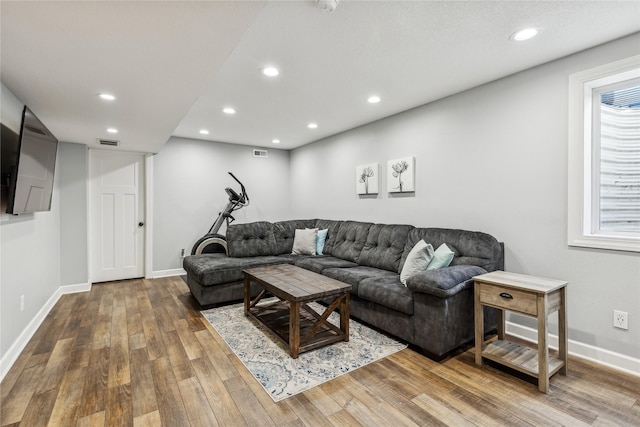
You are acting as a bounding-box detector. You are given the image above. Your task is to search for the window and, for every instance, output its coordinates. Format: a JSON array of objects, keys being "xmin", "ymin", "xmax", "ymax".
[{"xmin": 568, "ymin": 56, "xmax": 640, "ymax": 252}]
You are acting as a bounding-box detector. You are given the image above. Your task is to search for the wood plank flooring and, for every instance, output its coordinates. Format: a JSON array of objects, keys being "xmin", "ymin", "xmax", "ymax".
[{"xmin": 1, "ymin": 277, "xmax": 639, "ymax": 426}]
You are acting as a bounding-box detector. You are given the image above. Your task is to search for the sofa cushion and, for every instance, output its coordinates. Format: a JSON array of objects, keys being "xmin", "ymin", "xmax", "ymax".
[
  {"xmin": 183, "ymin": 254, "xmax": 287, "ymax": 286},
  {"xmin": 400, "ymin": 228, "xmax": 502, "ymax": 272},
  {"xmin": 323, "ymin": 266, "xmax": 398, "ymax": 294},
  {"xmin": 358, "ymin": 276, "xmax": 414, "ymax": 315},
  {"xmin": 293, "ymin": 256, "xmax": 358, "ymax": 274},
  {"xmin": 226, "ymin": 221, "xmax": 277, "ymax": 257},
  {"xmin": 359, "ymin": 223, "xmax": 413, "ymax": 272},
  {"xmin": 406, "ymin": 265, "xmax": 487, "ymax": 298},
  {"xmin": 273, "ymin": 219, "xmax": 318, "ymax": 254},
  {"xmin": 324, "ymin": 220, "xmax": 372, "ymax": 263}
]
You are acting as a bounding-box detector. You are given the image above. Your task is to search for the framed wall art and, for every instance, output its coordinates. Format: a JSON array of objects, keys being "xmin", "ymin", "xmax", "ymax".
[
  {"xmin": 387, "ymin": 157, "xmax": 415, "ymax": 193},
  {"xmin": 356, "ymin": 163, "xmax": 379, "ymax": 195}
]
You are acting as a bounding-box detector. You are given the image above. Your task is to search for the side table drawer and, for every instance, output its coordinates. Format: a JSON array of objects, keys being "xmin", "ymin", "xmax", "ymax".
[{"xmin": 478, "ymin": 283, "xmax": 537, "ymax": 316}]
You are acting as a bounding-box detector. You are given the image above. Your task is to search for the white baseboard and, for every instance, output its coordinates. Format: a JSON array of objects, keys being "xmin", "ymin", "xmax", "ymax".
[
  {"xmin": 60, "ymin": 282, "xmax": 92, "ymax": 295},
  {"xmin": 0, "ymin": 282, "xmax": 91, "ymax": 382},
  {"xmin": 506, "ymin": 321, "xmax": 640, "ymax": 377},
  {"xmin": 152, "ymin": 268, "xmax": 186, "ymax": 278}
]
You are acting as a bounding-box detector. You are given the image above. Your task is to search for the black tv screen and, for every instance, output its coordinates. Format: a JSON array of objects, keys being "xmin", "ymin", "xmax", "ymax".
[{"xmin": 2, "ymin": 106, "xmax": 58, "ymax": 215}]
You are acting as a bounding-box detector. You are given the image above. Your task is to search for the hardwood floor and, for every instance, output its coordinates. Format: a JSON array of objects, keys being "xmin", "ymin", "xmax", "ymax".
[{"xmin": 1, "ymin": 277, "xmax": 639, "ymax": 426}]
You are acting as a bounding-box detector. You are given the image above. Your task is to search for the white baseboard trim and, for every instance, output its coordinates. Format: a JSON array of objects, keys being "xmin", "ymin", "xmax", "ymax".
[
  {"xmin": 506, "ymin": 321, "xmax": 640, "ymax": 377},
  {"xmin": 152, "ymin": 268, "xmax": 186, "ymax": 278},
  {"xmin": 60, "ymin": 282, "xmax": 92, "ymax": 294},
  {"xmin": 0, "ymin": 282, "xmax": 91, "ymax": 382}
]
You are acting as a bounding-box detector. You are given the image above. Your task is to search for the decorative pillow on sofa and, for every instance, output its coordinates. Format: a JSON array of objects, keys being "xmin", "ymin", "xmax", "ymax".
[
  {"xmin": 292, "ymin": 228, "xmax": 318, "ymax": 255},
  {"xmin": 400, "ymin": 240, "xmax": 434, "ymax": 285},
  {"xmin": 316, "ymin": 228, "xmax": 328, "ymax": 255},
  {"xmin": 426, "ymin": 243, "xmax": 455, "ymax": 270}
]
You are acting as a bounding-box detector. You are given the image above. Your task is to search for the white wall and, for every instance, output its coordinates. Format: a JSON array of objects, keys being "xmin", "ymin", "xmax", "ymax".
[
  {"xmin": 152, "ymin": 137, "xmax": 291, "ymax": 272},
  {"xmin": 290, "ymin": 34, "xmax": 640, "ymax": 360}
]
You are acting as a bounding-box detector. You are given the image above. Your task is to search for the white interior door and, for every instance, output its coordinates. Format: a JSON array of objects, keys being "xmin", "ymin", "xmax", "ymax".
[{"xmin": 90, "ymin": 150, "xmax": 145, "ymax": 282}]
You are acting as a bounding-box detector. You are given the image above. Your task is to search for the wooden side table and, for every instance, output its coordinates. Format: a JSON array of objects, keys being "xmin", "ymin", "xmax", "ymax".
[{"xmin": 474, "ymin": 271, "xmax": 568, "ymax": 393}]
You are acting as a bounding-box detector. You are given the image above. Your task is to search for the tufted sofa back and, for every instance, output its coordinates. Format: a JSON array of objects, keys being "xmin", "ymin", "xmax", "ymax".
[
  {"xmin": 358, "ymin": 224, "xmax": 414, "ymax": 272},
  {"xmin": 224, "ymin": 220, "xmax": 503, "ymax": 275},
  {"xmin": 322, "ymin": 220, "xmax": 372, "ymax": 263},
  {"xmin": 314, "ymin": 219, "xmax": 342, "ymax": 255},
  {"xmin": 226, "ymin": 221, "xmax": 277, "ymax": 257}
]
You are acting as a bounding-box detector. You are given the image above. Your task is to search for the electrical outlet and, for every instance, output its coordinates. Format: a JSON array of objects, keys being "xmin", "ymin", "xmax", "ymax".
[
  {"xmin": 613, "ymin": 310, "xmax": 628, "ymax": 330},
  {"xmin": 20, "ymin": 295, "xmax": 25, "ymax": 311},
  {"xmin": 180, "ymin": 248, "xmax": 185, "ymax": 258}
]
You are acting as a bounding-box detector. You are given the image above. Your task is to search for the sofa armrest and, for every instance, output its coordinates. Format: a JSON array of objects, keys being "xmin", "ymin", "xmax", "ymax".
[{"xmin": 406, "ymin": 265, "xmax": 487, "ymax": 298}]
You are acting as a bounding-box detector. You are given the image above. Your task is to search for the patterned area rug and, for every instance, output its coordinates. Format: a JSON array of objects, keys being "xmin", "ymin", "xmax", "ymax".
[{"xmin": 201, "ymin": 301, "xmax": 407, "ymax": 402}]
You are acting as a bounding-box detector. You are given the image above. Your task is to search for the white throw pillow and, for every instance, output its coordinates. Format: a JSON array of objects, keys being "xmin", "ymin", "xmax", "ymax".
[
  {"xmin": 400, "ymin": 240, "xmax": 435, "ymax": 285},
  {"xmin": 292, "ymin": 228, "xmax": 318, "ymax": 255}
]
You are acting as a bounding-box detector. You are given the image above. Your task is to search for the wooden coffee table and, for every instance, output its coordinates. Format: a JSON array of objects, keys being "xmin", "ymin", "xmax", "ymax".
[{"xmin": 243, "ymin": 264, "xmax": 351, "ymax": 358}]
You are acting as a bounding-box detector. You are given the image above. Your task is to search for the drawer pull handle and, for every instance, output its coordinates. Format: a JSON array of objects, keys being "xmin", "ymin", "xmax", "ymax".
[{"xmin": 499, "ymin": 292, "xmax": 513, "ymax": 299}]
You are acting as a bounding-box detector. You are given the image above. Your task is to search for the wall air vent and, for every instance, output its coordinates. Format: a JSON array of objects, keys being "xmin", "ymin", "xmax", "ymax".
[
  {"xmin": 98, "ymin": 138, "xmax": 119, "ymax": 147},
  {"xmin": 253, "ymin": 149, "xmax": 268, "ymax": 158}
]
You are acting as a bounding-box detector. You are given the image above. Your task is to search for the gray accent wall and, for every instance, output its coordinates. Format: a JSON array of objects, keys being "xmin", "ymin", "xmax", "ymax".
[
  {"xmin": 290, "ymin": 34, "xmax": 640, "ymax": 358},
  {"xmin": 58, "ymin": 142, "xmax": 88, "ymax": 286},
  {"xmin": 152, "ymin": 137, "xmax": 291, "ymax": 272},
  {"xmin": 1, "ymin": 82, "xmax": 89, "ymax": 361},
  {"xmin": 1, "ymin": 86, "xmax": 62, "ymax": 359}
]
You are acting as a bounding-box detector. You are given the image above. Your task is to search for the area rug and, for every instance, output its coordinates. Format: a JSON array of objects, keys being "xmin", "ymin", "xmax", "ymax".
[{"xmin": 201, "ymin": 301, "xmax": 407, "ymax": 401}]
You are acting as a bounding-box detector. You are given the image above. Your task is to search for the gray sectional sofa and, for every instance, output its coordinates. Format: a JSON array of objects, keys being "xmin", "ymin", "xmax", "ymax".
[{"xmin": 183, "ymin": 219, "xmax": 503, "ymax": 359}]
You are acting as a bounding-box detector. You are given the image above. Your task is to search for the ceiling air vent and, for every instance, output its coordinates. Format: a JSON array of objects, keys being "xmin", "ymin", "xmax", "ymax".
[
  {"xmin": 253, "ymin": 148, "xmax": 268, "ymax": 158},
  {"xmin": 98, "ymin": 138, "xmax": 119, "ymax": 147}
]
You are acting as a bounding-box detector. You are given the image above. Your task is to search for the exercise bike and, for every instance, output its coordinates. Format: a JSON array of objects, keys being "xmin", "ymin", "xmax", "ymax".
[{"xmin": 191, "ymin": 172, "xmax": 249, "ymax": 255}]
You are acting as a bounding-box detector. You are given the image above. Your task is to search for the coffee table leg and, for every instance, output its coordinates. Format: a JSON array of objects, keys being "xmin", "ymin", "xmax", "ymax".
[
  {"xmin": 290, "ymin": 301, "xmax": 300, "ymax": 359},
  {"xmin": 244, "ymin": 275, "xmax": 250, "ymax": 317},
  {"xmin": 340, "ymin": 293, "xmax": 350, "ymax": 342}
]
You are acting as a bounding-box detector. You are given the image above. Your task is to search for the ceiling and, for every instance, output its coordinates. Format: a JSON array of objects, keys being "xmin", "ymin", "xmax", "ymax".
[{"xmin": 2, "ymin": 1, "xmax": 640, "ymax": 153}]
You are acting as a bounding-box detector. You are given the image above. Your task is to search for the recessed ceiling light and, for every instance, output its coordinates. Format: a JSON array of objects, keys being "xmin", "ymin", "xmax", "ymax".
[
  {"xmin": 199, "ymin": 129, "xmax": 210, "ymax": 135},
  {"xmin": 510, "ymin": 28, "xmax": 539, "ymax": 41},
  {"xmin": 262, "ymin": 66, "xmax": 279, "ymax": 77},
  {"xmin": 222, "ymin": 107, "xmax": 236, "ymax": 115},
  {"xmin": 368, "ymin": 95, "xmax": 381, "ymax": 104},
  {"xmin": 106, "ymin": 127, "xmax": 118, "ymax": 134},
  {"xmin": 272, "ymin": 139, "xmax": 280, "ymax": 144},
  {"xmin": 307, "ymin": 123, "xmax": 318, "ymax": 129},
  {"xmin": 98, "ymin": 93, "xmax": 116, "ymax": 101}
]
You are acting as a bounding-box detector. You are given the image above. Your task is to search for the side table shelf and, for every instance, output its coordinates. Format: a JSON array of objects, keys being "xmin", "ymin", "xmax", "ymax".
[
  {"xmin": 474, "ymin": 271, "xmax": 568, "ymax": 393},
  {"xmin": 482, "ymin": 340, "xmax": 565, "ymax": 379}
]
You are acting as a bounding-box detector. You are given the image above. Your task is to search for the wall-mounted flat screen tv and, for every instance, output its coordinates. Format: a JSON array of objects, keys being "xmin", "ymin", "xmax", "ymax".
[{"xmin": 1, "ymin": 106, "xmax": 58, "ymax": 215}]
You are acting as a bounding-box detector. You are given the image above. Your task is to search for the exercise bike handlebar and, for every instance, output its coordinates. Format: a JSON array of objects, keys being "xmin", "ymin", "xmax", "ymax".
[
  {"xmin": 227, "ymin": 172, "xmax": 249, "ymax": 204},
  {"xmin": 206, "ymin": 172, "xmax": 249, "ymax": 235}
]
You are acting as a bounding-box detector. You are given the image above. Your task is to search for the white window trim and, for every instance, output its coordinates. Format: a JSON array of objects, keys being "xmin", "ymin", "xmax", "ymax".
[{"xmin": 568, "ymin": 55, "xmax": 640, "ymax": 253}]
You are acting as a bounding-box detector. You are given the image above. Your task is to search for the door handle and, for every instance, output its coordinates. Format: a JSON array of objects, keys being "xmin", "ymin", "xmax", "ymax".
[{"xmin": 138, "ymin": 222, "xmax": 144, "ymax": 227}]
